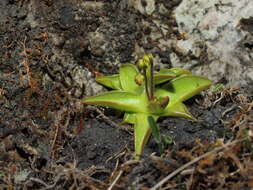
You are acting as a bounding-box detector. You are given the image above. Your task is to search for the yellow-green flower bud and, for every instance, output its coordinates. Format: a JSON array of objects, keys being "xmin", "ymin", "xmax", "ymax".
[
  {"xmin": 135, "ymin": 74, "xmax": 144, "ymax": 86},
  {"xmin": 137, "ymin": 53, "xmax": 153, "ymax": 69},
  {"xmin": 142, "ymin": 53, "xmax": 153, "ymax": 64},
  {"xmin": 137, "ymin": 59, "xmax": 147, "ymax": 69}
]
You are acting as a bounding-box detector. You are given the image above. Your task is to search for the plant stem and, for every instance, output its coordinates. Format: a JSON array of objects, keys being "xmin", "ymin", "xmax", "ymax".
[
  {"xmin": 143, "ymin": 69, "xmax": 151, "ymax": 100},
  {"xmin": 139, "ymin": 53, "xmax": 155, "ymax": 101},
  {"xmin": 150, "ymin": 57, "xmax": 154, "ymax": 100}
]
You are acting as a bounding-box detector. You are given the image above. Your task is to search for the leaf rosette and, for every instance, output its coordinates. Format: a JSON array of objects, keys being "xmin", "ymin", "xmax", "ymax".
[{"xmin": 82, "ymin": 54, "xmax": 212, "ymax": 159}]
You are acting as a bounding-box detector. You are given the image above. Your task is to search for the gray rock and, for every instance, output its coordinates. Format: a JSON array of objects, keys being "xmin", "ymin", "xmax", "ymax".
[{"xmin": 174, "ymin": 0, "xmax": 253, "ymax": 90}]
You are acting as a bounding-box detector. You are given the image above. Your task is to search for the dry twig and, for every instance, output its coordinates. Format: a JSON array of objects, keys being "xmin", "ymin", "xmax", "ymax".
[
  {"xmin": 86, "ymin": 106, "xmax": 133, "ymax": 134},
  {"xmin": 150, "ymin": 138, "xmax": 245, "ymax": 190},
  {"xmin": 107, "ymin": 170, "xmax": 123, "ymax": 190}
]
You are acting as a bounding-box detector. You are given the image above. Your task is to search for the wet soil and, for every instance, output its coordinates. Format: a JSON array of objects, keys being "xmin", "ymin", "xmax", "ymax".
[{"xmin": 0, "ymin": 0, "xmax": 253, "ymax": 190}]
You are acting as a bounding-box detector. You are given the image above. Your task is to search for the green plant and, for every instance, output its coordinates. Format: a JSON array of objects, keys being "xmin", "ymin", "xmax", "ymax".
[
  {"xmin": 212, "ymin": 83, "xmax": 225, "ymax": 93},
  {"xmin": 82, "ymin": 54, "xmax": 212, "ymax": 159},
  {"xmin": 148, "ymin": 116, "xmax": 174, "ymax": 155}
]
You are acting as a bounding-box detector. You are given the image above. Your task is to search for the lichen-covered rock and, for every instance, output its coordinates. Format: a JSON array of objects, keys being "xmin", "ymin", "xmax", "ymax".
[{"xmin": 174, "ymin": 0, "xmax": 253, "ymax": 90}]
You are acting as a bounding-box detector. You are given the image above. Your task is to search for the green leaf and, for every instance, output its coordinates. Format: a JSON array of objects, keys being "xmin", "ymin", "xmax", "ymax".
[
  {"xmin": 162, "ymin": 136, "xmax": 174, "ymax": 145},
  {"xmin": 154, "ymin": 71, "xmax": 176, "ymax": 85},
  {"xmin": 157, "ymin": 75, "xmax": 212, "ymax": 106},
  {"xmin": 212, "ymin": 83, "xmax": 224, "ymax": 93},
  {"xmin": 123, "ymin": 113, "xmax": 136, "ymax": 124},
  {"xmin": 161, "ymin": 102, "xmax": 196, "ymax": 120},
  {"xmin": 82, "ymin": 91, "xmax": 147, "ymax": 113},
  {"xmin": 148, "ymin": 116, "xmax": 161, "ymax": 143},
  {"xmin": 119, "ymin": 64, "xmax": 143, "ymax": 94},
  {"xmin": 148, "ymin": 116, "xmax": 164, "ymax": 154},
  {"xmin": 162, "ymin": 68, "xmax": 192, "ymax": 76},
  {"xmin": 95, "ymin": 74, "xmax": 121, "ymax": 90},
  {"xmin": 134, "ymin": 114, "xmax": 157, "ymax": 159},
  {"xmin": 153, "ymin": 67, "xmax": 192, "ymax": 85}
]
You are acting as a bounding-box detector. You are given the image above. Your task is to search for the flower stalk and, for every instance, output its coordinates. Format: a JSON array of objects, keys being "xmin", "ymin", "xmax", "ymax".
[{"xmin": 138, "ymin": 53, "xmax": 155, "ymax": 101}]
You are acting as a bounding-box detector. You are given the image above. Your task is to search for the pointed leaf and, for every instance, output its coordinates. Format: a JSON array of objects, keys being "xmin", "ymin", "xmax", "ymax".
[
  {"xmin": 134, "ymin": 113, "xmax": 157, "ymax": 159},
  {"xmin": 82, "ymin": 91, "xmax": 146, "ymax": 113},
  {"xmin": 156, "ymin": 75, "xmax": 212, "ymax": 106},
  {"xmin": 153, "ymin": 68, "xmax": 192, "ymax": 85},
  {"xmin": 161, "ymin": 68, "xmax": 192, "ymax": 76},
  {"xmin": 95, "ymin": 74, "xmax": 121, "ymax": 90},
  {"xmin": 148, "ymin": 116, "xmax": 162, "ymax": 143},
  {"xmin": 119, "ymin": 64, "xmax": 143, "ymax": 94},
  {"xmin": 148, "ymin": 116, "xmax": 164, "ymax": 154},
  {"xmin": 154, "ymin": 71, "xmax": 176, "ymax": 85},
  {"xmin": 161, "ymin": 102, "xmax": 196, "ymax": 120}
]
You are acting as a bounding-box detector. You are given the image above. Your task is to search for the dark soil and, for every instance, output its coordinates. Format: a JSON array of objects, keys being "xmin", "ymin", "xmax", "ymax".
[{"xmin": 0, "ymin": 1, "xmax": 253, "ymax": 190}]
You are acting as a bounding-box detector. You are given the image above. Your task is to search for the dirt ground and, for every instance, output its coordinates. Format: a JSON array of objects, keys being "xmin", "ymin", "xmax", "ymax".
[{"xmin": 0, "ymin": 1, "xmax": 253, "ymax": 189}]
